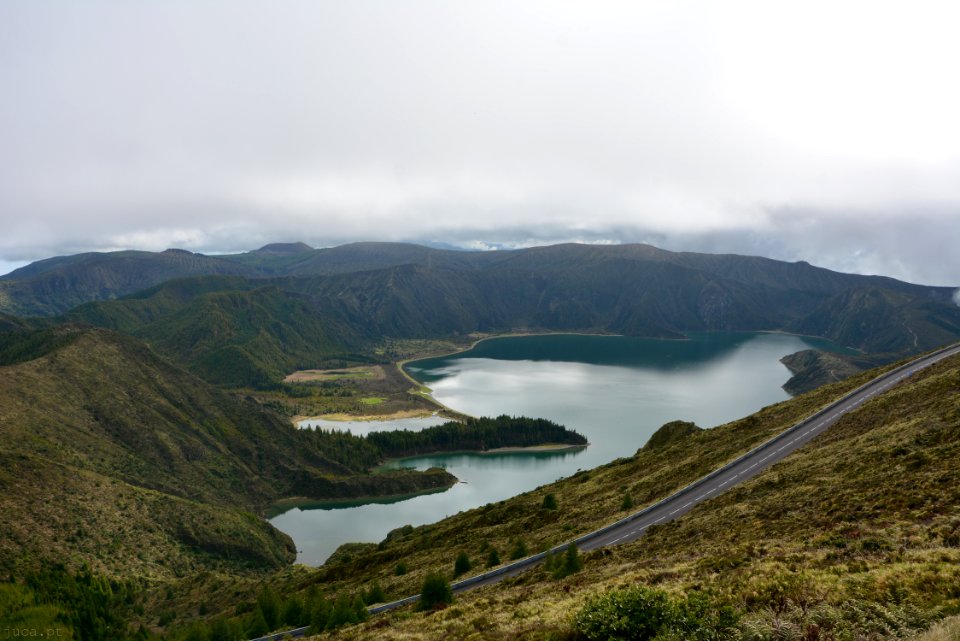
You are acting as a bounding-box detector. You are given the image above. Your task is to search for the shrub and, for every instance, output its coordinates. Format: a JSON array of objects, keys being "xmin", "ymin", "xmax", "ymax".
[
  {"xmin": 418, "ymin": 573, "xmax": 453, "ymax": 611},
  {"xmin": 545, "ymin": 544, "xmax": 582, "ymax": 579},
  {"xmin": 363, "ymin": 583, "xmax": 387, "ymax": 605},
  {"xmin": 509, "ymin": 538, "xmax": 528, "ymax": 560},
  {"xmin": 542, "ymin": 493, "xmax": 558, "ymax": 510},
  {"xmin": 573, "ymin": 585, "xmax": 738, "ymax": 641},
  {"xmin": 453, "ymin": 552, "xmax": 472, "ymax": 578}
]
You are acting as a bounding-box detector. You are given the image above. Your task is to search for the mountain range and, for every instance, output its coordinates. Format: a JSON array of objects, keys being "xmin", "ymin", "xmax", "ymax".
[
  {"xmin": 2, "ymin": 241, "xmax": 960, "ymax": 639},
  {"xmin": 4, "ymin": 242, "xmax": 958, "ymax": 388}
]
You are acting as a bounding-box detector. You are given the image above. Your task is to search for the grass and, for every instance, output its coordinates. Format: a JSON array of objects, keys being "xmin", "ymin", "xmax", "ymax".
[
  {"xmin": 283, "ymin": 366, "xmax": 382, "ymax": 383},
  {"xmin": 359, "ymin": 397, "xmax": 385, "ymax": 406},
  {"xmin": 915, "ymin": 616, "xmax": 960, "ymax": 641}
]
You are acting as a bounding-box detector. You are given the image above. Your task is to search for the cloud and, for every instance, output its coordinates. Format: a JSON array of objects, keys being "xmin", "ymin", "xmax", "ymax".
[{"xmin": 1, "ymin": 1, "xmax": 959, "ymax": 285}]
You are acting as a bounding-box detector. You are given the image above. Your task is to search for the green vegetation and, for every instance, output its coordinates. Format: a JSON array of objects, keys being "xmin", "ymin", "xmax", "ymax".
[
  {"xmin": 65, "ymin": 280, "xmax": 367, "ymax": 388},
  {"xmin": 508, "ymin": 538, "xmax": 529, "ymax": 561},
  {"xmin": 0, "ymin": 565, "xmax": 137, "ymax": 641},
  {"xmin": 573, "ymin": 585, "xmax": 739, "ymax": 641},
  {"xmin": 0, "ymin": 328, "xmax": 457, "ymax": 580},
  {"xmin": 643, "ymin": 419, "xmax": 702, "ymax": 450},
  {"xmin": 542, "ymin": 493, "xmax": 559, "ymax": 510},
  {"xmin": 544, "ymin": 544, "xmax": 582, "ymax": 580},
  {"xmin": 781, "ymin": 348, "xmax": 890, "ymax": 394},
  {"xmin": 0, "ymin": 326, "xmax": 74, "ymax": 366},
  {"xmin": 417, "ymin": 573, "xmax": 453, "ymax": 611},
  {"xmin": 453, "ymin": 552, "xmax": 472, "ymax": 578},
  {"xmin": 366, "ymin": 415, "xmax": 586, "ymax": 458}
]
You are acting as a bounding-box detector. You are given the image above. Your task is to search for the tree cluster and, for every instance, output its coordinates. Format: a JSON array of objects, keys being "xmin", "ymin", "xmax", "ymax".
[{"xmin": 366, "ymin": 415, "xmax": 587, "ymax": 458}]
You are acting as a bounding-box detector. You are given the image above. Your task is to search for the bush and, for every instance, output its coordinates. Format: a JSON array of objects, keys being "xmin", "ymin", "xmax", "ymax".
[
  {"xmin": 486, "ymin": 547, "xmax": 502, "ymax": 567},
  {"xmin": 509, "ymin": 538, "xmax": 528, "ymax": 560},
  {"xmin": 545, "ymin": 544, "xmax": 582, "ymax": 579},
  {"xmin": 542, "ymin": 493, "xmax": 558, "ymax": 510},
  {"xmin": 363, "ymin": 583, "xmax": 387, "ymax": 605},
  {"xmin": 573, "ymin": 585, "xmax": 738, "ymax": 641},
  {"xmin": 453, "ymin": 552, "xmax": 472, "ymax": 578},
  {"xmin": 418, "ymin": 573, "xmax": 453, "ymax": 611}
]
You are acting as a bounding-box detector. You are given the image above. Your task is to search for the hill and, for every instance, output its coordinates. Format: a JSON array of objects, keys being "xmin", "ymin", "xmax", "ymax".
[
  {"xmin": 0, "ymin": 249, "xmax": 258, "ymax": 317},
  {"xmin": 226, "ymin": 349, "xmax": 960, "ymax": 640},
  {"xmin": 35, "ymin": 243, "xmax": 958, "ymax": 389},
  {"xmin": 65, "ymin": 277, "xmax": 368, "ymax": 386},
  {"xmin": 0, "ymin": 328, "xmax": 456, "ymax": 579}
]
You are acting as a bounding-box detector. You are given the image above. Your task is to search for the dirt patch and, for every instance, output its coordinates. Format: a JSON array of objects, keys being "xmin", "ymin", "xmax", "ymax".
[{"xmin": 284, "ymin": 365, "xmax": 385, "ymax": 383}]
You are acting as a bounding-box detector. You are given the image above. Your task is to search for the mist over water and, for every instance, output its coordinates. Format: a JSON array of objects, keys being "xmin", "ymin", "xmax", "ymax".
[{"xmin": 271, "ymin": 332, "xmax": 844, "ymax": 565}]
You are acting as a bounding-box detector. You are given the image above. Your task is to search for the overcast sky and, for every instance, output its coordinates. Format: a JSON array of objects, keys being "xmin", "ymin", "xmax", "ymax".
[{"xmin": 1, "ymin": 1, "xmax": 958, "ymax": 285}]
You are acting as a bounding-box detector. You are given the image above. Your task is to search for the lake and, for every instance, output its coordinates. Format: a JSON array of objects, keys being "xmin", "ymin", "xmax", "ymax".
[{"xmin": 270, "ymin": 331, "xmax": 846, "ymax": 565}]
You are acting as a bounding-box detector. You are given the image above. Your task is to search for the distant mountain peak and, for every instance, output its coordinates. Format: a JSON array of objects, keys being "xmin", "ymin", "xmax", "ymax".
[{"xmin": 255, "ymin": 242, "xmax": 314, "ymax": 254}]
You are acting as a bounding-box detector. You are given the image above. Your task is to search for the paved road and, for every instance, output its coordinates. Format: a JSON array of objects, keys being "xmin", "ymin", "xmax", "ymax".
[{"xmin": 254, "ymin": 342, "xmax": 960, "ymax": 640}]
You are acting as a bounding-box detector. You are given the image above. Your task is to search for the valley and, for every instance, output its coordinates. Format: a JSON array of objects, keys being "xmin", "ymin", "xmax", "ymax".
[{"xmin": 0, "ymin": 241, "xmax": 959, "ymax": 640}]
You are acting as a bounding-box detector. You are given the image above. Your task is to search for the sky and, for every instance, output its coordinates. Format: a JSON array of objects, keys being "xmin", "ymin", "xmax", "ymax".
[{"xmin": 1, "ymin": 1, "xmax": 958, "ymax": 285}]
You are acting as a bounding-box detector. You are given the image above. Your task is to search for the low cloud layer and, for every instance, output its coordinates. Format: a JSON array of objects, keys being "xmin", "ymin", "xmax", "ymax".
[{"xmin": 1, "ymin": 1, "xmax": 958, "ymax": 285}]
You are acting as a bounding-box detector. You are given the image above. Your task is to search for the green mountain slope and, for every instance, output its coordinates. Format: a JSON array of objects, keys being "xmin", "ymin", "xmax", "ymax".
[
  {"xmin": 66, "ymin": 278, "xmax": 367, "ymax": 386},
  {"xmin": 0, "ymin": 328, "xmax": 455, "ymax": 578},
  {"xmin": 790, "ymin": 286, "xmax": 960, "ymax": 353},
  {"xmin": 0, "ymin": 249, "xmax": 258, "ymax": 317}
]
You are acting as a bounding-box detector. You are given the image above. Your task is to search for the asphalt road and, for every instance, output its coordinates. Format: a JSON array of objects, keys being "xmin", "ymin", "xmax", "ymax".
[{"xmin": 254, "ymin": 341, "xmax": 960, "ymax": 640}]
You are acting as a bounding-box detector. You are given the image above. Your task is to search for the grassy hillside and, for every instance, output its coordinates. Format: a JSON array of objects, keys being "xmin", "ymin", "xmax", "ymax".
[
  {"xmin": 0, "ymin": 249, "xmax": 257, "ymax": 317},
  {"xmin": 66, "ymin": 278, "xmax": 368, "ymax": 387},
  {"xmin": 225, "ymin": 350, "xmax": 960, "ymax": 640},
  {"xmin": 0, "ymin": 328, "xmax": 456, "ymax": 579}
]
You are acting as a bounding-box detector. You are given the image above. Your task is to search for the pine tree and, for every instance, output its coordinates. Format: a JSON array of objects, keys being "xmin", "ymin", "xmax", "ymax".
[
  {"xmin": 453, "ymin": 551, "xmax": 472, "ymax": 578},
  {"xmin": 280, "ymin": 594, "xmax": 305, "ymax": 626},
  {"xmin": 509, "ymin": 538, "xmax": 528, "ymax": 560},
  {"xmin": 418, "ymin": 572, "xmax": 453, "ymax": 611},
  {"xmin": 561, "ymin": 543, "xmax": 582, "ymax": 577},
  {"xmin": 307, "ymin": 592, "xmax": 332, "ymax": 634},
  {"xmin": 328, "ymin": 593, "xmax": 358, "ymax": 629},
  {"xmin": 485, "ymin": 547, "xmax": 501, "ymax": 567},
  {"xmin": 256, "ymin": 588, "xmax": 281, "ymax": 630},
  {"xmin": 363, "ymin": 583, "xmax": 387, "ymax": 605},
  {"xmin": 246, "ymin": 607, "xmax": 268, "ymax": 638}
]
